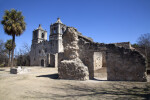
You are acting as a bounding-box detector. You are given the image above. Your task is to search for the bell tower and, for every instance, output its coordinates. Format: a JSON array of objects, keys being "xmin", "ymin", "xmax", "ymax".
[
  {"xmin": 49, "ymin": 18, "xmax": 67, "ymax": 53},
  {"xmin": 32, "ymin": 24, "xmax": 47, "ymax": 44}
]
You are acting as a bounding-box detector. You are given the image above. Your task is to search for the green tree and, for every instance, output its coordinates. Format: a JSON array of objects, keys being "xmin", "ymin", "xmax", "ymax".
[
  {"xmin": 5, "ymin": 39, "xmax": 16, "ymax": 67},
  {"xmin": 1, "ymin": 9, "xmax": 26, "ymax": 67}
]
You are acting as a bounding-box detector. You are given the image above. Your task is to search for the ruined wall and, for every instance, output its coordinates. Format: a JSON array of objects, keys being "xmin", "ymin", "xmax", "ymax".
[
  {"xmin": 78, "ymin": 34, "xmax": 147, "ymax": 81},
  {"xmin": 78, "ymin": 37, "xmax": 107, "ymax": 79},
  {"xmin": 113, "ymin": 42, "xmax": 132, "ymax": 49},
  {"xmin": 78, "ymin": 38, "xmax": 94, "ymax": 79},
  {"xmin": 106, "ymin": 44, "xmax": 147, "ymax": 81},
  {"xmin": 58, "ymin": 27, "xmax": 89, "ymax": 80}
]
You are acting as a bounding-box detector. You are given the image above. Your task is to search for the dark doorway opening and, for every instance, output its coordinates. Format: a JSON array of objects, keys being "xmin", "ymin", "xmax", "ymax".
[{"xmin": 41, "ymin": 59, "xmax": 44, "ymax": 66}]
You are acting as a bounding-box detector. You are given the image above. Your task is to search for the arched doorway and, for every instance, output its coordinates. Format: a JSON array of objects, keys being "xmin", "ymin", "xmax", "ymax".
[{"xmin": 41, "ymin": 59, "xmax": 44, "ymax": 67}]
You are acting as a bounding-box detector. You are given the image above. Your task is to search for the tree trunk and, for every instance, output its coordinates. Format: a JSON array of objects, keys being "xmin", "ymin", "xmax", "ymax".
[
  {"xmin": 8, "ymin": 50, "xmax": 11, "ymax": 67},
  {"xmin": 11, "ymin": 34, "xmax": 15, "ymax": 67}
]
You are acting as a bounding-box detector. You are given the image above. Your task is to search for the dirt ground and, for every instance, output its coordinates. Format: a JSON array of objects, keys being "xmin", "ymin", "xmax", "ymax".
[{"xmin": 0, "ymin": 67, "xmax": 150, "ymax": 100}]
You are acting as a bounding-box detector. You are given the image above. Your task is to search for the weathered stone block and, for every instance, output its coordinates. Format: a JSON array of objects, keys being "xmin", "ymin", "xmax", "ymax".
[
  {"xmin": 10, "ymin": 67, "xmax": 30, "ymax": 74},
  {"xmin": 59, "ymin": 58, "xmax": 89, "ymax": 80}
]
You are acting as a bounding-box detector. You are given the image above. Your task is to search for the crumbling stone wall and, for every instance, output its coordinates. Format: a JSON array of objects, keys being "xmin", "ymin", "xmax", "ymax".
[
  {"xmin": 78, "ymin": 39, "xmax": 107, "ymax": 79},
  {"xmin": 57, "ymin": 26, "xmax": 147, "ymax": 81},
  {"xmin": 113, "ymin": 42, "xmax": 132, "ymax": 49},
  {"xmin": 58, "ymin": 27, "xmax": 89, "ymax": 80},
  {"xmin": 77, "ymin": 33, "xmax": 147, "ymax": 81},
  {"xmin": 106, "ymin": 44, "xmax": 147, "ymax": 81}
]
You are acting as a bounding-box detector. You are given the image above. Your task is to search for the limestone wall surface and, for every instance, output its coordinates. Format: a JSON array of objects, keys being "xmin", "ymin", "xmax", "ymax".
[
  {"xmin": 58, "ymin": 27, "xmax": 89, "ymax": 80},
  {"xmin": 106, "ymin": 44, "xmax": 147, "ymax": 81},
  {"xmin": 93, "ymin": 52, "xmax": 103, "ymax": 70},
  {"xmin": 77, "ymin": 32, "xmax": 147, "ymax": 81}
]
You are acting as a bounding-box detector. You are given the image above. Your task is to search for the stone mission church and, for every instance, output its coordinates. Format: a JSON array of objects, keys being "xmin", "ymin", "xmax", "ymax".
[
  {"xmin": 30, "ymin": 18, "xmax": 66, "ymax": 67},
  {"xmin": 30, "ymin": 18, "xmax": 147, "ymax": 81}
]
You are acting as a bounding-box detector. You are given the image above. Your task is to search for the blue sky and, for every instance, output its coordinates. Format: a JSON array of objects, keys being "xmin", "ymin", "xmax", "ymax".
[{"xmin": 0, "ymin": 0, "xmax": 150, "ymax": 52}]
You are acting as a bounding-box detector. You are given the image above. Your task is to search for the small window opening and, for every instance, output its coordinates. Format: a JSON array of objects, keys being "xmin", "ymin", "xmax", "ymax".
[
  {"xmin": 53, "ymin": 27, "xmax": 56, "ymax": 33},
  {"xmin": 42, "ymin": 33, "xmax": 44, "ymax": 38}
]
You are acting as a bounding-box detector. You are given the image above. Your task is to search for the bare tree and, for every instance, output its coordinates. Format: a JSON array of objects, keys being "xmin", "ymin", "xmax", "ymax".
[
  {"xmin": 0, "ymin": 39, "xmax": 8, "ymax": 67},
  {"xmin": 16, "ymin": 43, "xmax": 31, "ymax": 66},
  {"xmin": 22, "ymin": 43, "xmax": 30, "ymax": 54},
  {"xmin": 137, "ymin": 33, "xmax": 150, "ymax": 67}
]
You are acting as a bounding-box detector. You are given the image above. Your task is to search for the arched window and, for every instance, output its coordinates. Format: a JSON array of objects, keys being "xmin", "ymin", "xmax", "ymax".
[
  {"xmin": 53, "ymin": 27, "xmax": 56, "ymax": 33},
  {"xmin": 42, "ymin": 33, "xmax": 44, "ymax": 38}
]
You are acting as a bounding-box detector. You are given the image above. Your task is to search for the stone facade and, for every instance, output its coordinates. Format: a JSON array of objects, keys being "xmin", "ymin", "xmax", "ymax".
[
  {"xmin": 30, "ymin": 18, "xmax": 147, "ymax": 81},
  {"xmin": 30, "ymin": 18, "xmax": 66, "ymax": 67}
]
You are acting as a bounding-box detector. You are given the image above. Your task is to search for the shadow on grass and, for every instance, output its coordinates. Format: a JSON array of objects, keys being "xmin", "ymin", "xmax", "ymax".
[{"xmin": 36, "ymin": 73, "xmax": 59, "ymax": 79}]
